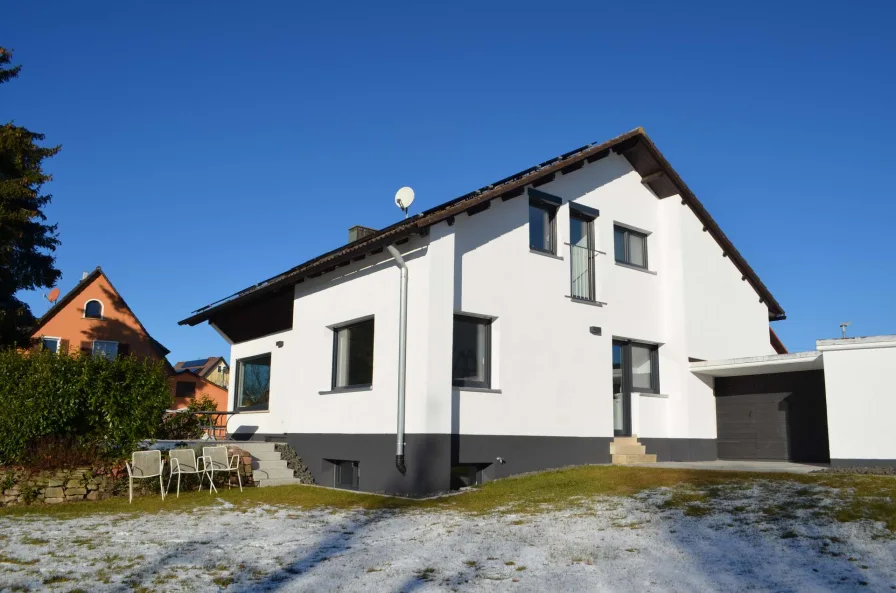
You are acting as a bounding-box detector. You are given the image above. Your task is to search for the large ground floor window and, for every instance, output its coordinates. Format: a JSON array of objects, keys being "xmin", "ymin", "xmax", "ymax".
[{"xmin": 236, "ymin": 353, "xmax": 272, "ymax": 411}]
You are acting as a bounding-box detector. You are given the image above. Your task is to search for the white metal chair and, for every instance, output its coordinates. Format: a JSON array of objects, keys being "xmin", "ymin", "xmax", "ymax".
[
  {"xmin": 125, "ymin": 450, "xmax": 166, "ymax": 503},
  {"xmin": 202, "ymin": 446, "xmax": 243, "ymax": 493},
  {"xmin": 168, "ymin": 449, "xmax": 211, "ymax": 497}
]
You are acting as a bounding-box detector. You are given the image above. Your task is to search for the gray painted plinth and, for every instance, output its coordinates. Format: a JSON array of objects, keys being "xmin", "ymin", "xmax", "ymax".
[{"xmin": 233, "ymin": 432, "xmax": 719, "ymax": 496}]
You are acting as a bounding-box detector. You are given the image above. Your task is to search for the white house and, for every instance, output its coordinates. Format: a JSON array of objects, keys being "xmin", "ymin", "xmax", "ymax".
[{"xmin": 181, "ymin": 128, "xmax": 804, "ymax": 495}]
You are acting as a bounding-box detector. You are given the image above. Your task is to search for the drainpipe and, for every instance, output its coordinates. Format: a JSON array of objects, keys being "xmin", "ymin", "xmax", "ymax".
[{"xmin": 386, "ymin": 245, "xmax": 408, "ymax": 474}]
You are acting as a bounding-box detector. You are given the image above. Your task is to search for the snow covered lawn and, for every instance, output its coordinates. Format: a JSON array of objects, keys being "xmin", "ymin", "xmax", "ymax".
[{"xmin": 0, "ymin": 472, "xmax": 894, "ymax": 592}]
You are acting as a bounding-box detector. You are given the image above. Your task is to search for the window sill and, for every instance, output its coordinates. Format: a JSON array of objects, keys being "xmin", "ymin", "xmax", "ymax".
[
  {"xmin": 615, "ymin": 262, "xmax": 657, "ymax": 275},
  {"xmin": 319, "ymin": 386, "xmax": 373, "ymax": 395},
  {"xmin": 634, "ymin": 392, "xmax": 669, "ymax": 399},
  {"xmin": 235, "ymin": 409, "xmax": 270, "ymax": 414},
  {"xmin": 529, "ymin": 249, "xmax": 563, "ymax": 261},
  {"xmin": 565, "ymin": 296, "xmax": 606, "ymax": 307},
  {"xmin": 452, "ymin": 387, "xmax": 502, "ymax": 394}
]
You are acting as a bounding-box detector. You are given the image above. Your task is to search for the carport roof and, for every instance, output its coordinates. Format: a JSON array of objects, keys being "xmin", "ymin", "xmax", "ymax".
[{"xmin": 689, "ymin": 351, "xmax": 823, "ymax": 377}]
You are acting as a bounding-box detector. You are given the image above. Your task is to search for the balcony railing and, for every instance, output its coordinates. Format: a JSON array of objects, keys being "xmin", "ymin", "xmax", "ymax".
[{"xmin": 568, "ymin": 242, "xmax": 598, "ymax": 302}]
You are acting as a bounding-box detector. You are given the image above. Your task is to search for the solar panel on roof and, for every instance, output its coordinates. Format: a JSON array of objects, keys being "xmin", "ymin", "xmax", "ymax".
[{"xmin": 181, "ymin": 358, "xmax": 209, "ymax": 368}]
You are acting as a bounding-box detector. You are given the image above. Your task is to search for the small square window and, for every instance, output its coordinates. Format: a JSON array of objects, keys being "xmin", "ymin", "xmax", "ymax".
[
  {"xmin": 331, "ymin": 460, "xmax": 359, "ymax": 490},
  {"xmin": 452, "ymin": 315, "xmax": 492, "ymax": 388},
  {"xmin": 236, "ymin": 353, "xmax": 272, "ymax": 411},
  {"xmin": 529, "ymin": 200, "xmax": 557, "ymax": 254},
  {"xmin": 41, "ymin": 338, "xmax": 60, "ymax": 353},
  {"xmin": 332, "ymin": 318, "xmax": 375, "ymax": 389},
  {"xmin": 175, "ymin": 381, "xmax": 197, "ymax": 398},
  {"xmin": 614, "ymin": 225, "xmax": 649, "ymax": 269}
]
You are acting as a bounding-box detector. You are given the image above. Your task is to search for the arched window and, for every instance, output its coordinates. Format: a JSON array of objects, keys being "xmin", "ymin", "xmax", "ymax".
[{"xmin": 84, "ymin": 300, "xmax": 103, "ymax": 319}]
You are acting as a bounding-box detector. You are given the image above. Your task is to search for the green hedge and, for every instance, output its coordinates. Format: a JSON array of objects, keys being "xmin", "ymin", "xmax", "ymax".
[{"xmin": 0, "ymin": 347, "xmax": 172, "ymax": 465}]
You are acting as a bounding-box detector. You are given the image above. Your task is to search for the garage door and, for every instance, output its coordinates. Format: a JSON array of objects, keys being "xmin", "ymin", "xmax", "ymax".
[{"xmin": 716, "ymin": 392, "xmax": 790, "ymax": 460}]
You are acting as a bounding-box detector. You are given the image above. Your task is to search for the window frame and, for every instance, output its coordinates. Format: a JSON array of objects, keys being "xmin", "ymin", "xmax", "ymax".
[
  {"xmin": 41, "ymin": 337, "xmax": 61, "ymax": 353},
  {"xmin": 331, "ymin": 317, "xmax": 375, "ymax": 391},
  {"xmin": 83, "ymin": 299, "xmax": 104, "ymax": 319},
  {"xmin": 175, "ymin": 380, "xmax": 197, "ymax": 398},
  {"xmin": 92, "ymin": 340, "xmax": 118, "ymax": 360},
  {"xmin": 614, "ymin": 224, "xmax": 649, "ymax": 270},
  {"xmin": 235, "ymin": 352, "xmax": 273, "ymax": 412},
  {"xmin": 451, "ymin": 314, "xmax": 493, "ymax": 389},
  {"xmin": 528, "ymin": 200, "xmax": 557, "ymax": 255},
  {"xmin": 621, "ymin": 340, "xmax": 660, "ymax": 394},
  {"xmin": 331, "ymin": 460, "xmax": 360, "ymax": 490},
  {"xmin": 569, "ymin": 210, "xmax": 597, "ymax": 302}
]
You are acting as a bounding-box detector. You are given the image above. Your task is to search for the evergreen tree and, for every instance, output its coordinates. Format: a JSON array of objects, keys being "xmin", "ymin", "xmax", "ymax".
[{"xmin": 0, "ymin": 47, "xmax": 61, "ymax": 347}]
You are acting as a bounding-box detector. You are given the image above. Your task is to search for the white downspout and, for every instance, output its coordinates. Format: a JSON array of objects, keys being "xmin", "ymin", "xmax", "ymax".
[{"xmin": 386, "ymin": 245, "xmax": 408, "ymax": 474}]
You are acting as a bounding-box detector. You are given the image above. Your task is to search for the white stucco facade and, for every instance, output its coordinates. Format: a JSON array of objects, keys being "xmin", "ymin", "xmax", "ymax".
[
  {"xmin": 224, "ymin": 151, "xmax": 775, "ymax": 445},
  {"xmin": 818, "ymin": 336, "xmax": 896, "ymax": 463}
]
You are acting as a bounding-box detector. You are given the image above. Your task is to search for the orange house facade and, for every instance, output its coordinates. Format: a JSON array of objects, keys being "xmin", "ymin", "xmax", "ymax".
[{"xmin": 30, "ymin": 267, "xmax": 228, "ymax": 411}]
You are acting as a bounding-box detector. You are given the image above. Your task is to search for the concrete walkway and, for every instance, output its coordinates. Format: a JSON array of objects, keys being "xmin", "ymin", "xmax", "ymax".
[{"xmin": 647, "ymin": 460, "xmax": 824, "ymax": 474}]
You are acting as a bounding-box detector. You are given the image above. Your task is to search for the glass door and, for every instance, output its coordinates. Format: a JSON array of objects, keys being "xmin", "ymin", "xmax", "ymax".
[{"xmin": 612, "ymin": 341, "xmax": 630, "ymax": 436}]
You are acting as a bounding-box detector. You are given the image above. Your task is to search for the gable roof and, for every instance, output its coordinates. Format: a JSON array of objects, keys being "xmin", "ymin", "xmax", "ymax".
[
  {"xmin": 173, "ymin": 356, "xmax": 227, "ymax": 377},
  {"xmin": 32, "ymin": 266, "xmax": 171, "ymax": 358},
  {"xmin": 179, "ymin": 128, "xmax": 785, "ymax": 327}
]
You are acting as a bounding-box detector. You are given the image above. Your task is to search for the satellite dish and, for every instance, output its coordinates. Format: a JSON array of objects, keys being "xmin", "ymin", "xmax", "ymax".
[
  {"xmin": 46, "ymin": 288, "xmax": 60, "ymax": 304},
  {"xmin": 395, "ymin": 186, "xmax": 415, "ymax": 217}
]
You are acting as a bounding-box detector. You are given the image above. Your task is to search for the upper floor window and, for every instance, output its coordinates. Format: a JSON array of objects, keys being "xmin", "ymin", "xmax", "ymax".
[
  {"xmin": 569, "ymin": 210, "xmax": 597, "ymax": 301},
  {"xmin": 452, "ymin": 314, "xmax": 492, "ymax": 389},
  {"xmin": 332, "ymin": 318, "xmax": 375, "ymax": 390},
  {"xmin": 528, "ymin": 189, "xmax": 563, "ymax": 255},
  {"xmin": 529, "ymin": 200, "xmax": 557, "ymax": 254},
  {"xmin": 41, "ymin": 337, "xmax": 60, "ymax": 353},
  {"xmin": 236, "ymin": 353, "xmax": 272, "ymax": 411},
  {"xmin": 92, "ymin": 340, "xmax": 118, "ymax": 360},
  {"xmin": 175, "ymin": 381, "xmax": 197, "ymax": 398},
  {"xmin": 84, "ymin": 300, "xmax": 103, "ymax": 319},
  {"xmin": 614, "ymin": 225, "xmax": 648, "ymax": 269}
]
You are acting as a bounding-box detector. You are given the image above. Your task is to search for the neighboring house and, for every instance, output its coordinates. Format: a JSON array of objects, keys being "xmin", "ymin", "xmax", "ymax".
[
  {"xmin": 171, "ymin": 368, "xmax": 229, "ymax": 412},
  {"xmin": 31, "ymin": 267, "xmax": 171, "ymax": 362},
  {"xmin": 173, "ymin": 356, "xmax": 230, "ymax": 388},
  {"xmin": 31, "ymin": 267, "xmax": 226, "ymax": 411},
  {"xmin": 179, "ymin": 127, "xmax": 843, "ymax": 496}
]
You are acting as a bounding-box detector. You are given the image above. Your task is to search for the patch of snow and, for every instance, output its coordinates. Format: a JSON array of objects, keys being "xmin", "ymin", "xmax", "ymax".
[{"xmin": 0, "ymin": 481, "xmax": 893, "ymax": 591}]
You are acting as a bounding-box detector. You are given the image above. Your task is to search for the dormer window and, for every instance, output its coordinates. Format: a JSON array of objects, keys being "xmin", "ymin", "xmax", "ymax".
[{"xmin": 84, "ymin": 300, "xmax": 103, "ymax": 319}]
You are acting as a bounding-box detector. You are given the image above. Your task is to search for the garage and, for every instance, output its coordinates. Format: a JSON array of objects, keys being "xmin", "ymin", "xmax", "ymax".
[{"xmin": 714, "ymin": 370, "xmax": 830, "ymax": 463}]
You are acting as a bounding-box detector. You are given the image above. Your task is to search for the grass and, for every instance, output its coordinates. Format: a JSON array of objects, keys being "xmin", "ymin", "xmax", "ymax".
[{"xmin": 0, "ymin": 466, "xmax": 893, "ymax": 530}]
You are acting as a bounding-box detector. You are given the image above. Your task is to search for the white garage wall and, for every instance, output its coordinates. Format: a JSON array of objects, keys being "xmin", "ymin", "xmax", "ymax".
[{"xmin": 820, "ymin": 337, "xmax": 896, "ymax": 462}]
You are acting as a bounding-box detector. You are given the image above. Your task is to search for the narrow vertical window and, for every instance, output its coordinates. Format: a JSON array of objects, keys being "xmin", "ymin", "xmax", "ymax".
[{"xmin": 569, "ymin": 210, "xmax": 596, "ymax": 301}]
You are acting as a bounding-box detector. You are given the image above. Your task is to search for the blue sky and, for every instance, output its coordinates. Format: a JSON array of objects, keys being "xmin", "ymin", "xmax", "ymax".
[{"xmin": 5, "ymin": 1, "xmax": 895, "ymax": 362}]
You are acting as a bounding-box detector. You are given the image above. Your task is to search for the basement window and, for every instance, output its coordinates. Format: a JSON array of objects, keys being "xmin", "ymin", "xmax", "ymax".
[
  {"xmin": 450, "ymin": 463, "xmax": 491, "ymax": 490},
  {"xmin": 331, "ymin": 460, "xmax": 359, "ymax": 490},
  {"xmin": 332, "ymin": 318, "xmax": 375, "ymax": 389}
]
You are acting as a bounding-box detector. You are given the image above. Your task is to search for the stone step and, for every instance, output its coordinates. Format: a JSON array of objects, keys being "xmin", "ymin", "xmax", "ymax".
[
  {"xmin": 609, "ymin": 443, "xmax": 646, "ymax": 455},
  {"xmin": 251, "ymin": 467, "xmax": 295, "ymax": 480},
  {"xmin": 611, "ymin": 453, "xmax": 657, "ymax": 465},
  {"xmin": 256, "ymin": 477, "xmax": 306, "ymax": 488},
  {"xmin": 247, "ymin": 451, "xmax": 283, "ymax": 462},
  {"xmin": 251, "ymin": 459, "xmax": 287, "ymax": 471},
  {"xmin": 611, "ymin": 436, "xmax": 641, "ymax": 446},
  {"xmin": 233, "ymin": 442, "xmax": 279, "ymax": 453}
]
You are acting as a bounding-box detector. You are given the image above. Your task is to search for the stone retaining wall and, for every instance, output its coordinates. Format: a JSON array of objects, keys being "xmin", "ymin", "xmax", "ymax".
[
  {"xmin": 1, "ymin": 468, "xmax": 115, "ymax": 506},
  {"xmin": 1, "ymin": 445, "xmax": 256, "ymax": 507}
]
